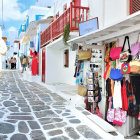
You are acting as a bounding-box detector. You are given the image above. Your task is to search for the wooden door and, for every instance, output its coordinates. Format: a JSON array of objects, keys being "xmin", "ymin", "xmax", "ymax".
[
  {"xmin": 42, "ymin": 48, "xmax": 46, "ymax": 83},
  {"xmin": 64, "ymin": 50, "xmax": 69, "ymax": 67}
]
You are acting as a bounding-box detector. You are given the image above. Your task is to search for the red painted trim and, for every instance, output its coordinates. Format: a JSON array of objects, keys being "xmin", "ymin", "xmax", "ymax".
[
  {"xmin": 130, "ymin": 0, "xmax": 133, "ymax": 14},
  {"xmin": 40, "ymin": 3, "xmax": 89, "ymax": 47}
]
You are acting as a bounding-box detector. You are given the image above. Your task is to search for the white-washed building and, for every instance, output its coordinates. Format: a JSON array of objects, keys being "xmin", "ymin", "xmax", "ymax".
[{"xmin": 67, "ymin": 0, "xmax": 140, "ymax": 137}]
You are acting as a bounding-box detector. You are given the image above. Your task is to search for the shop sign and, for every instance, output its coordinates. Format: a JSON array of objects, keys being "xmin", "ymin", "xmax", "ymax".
[{"xmin": 79, "ymin": 17, "xmax": 99, "ymax": 36}]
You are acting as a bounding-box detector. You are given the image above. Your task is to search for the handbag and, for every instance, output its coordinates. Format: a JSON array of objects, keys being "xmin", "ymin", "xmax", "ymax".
[
  {"xmin": 128, "ymin": 80, "xmax": 134, "ymax": 101},
  {"xmin": 120, "ymin": 36, "xmax": 132, "ymax": 62},
  {"xmin": 78, "ymin": 50, "xmax": 92, "ymax": 60},
  {"xmin": 78, "ymin": 84, "xmax": 87, "ymax": 96},
  {"xmin": 121, "ymin": 110, "xmax": 127, "ymax": 124},
  {"xmin": 107, "ymin": 97, "xmax": 114, "ymax": 122},
  {"xmin": 131, "ymin": 34, "xmax": 140, "ymax": 56},
  {"xmin": 110, "ymin": 47, "xmax": 122, "ymax": 61},
  {"xmin": 121, "ymin": 63, "xmax": 130, "ymax": 74},
  {"xmin": 128, "ymin": 102, "xmax": 139, "ymax": 117},
  {"xmin": 113, "ymin": 109, "xmax": 122, "ymax": 126},
  {"xmin": 110, "ymin": 69, "xmax": 123, "ymax": 81},
  {"xmin": 96, "ymin": 106, "xmax": 103, "ymax": 119},
  {"xmin": 130, "ymin": 60, "xmax": 140, "ymax": 74}
]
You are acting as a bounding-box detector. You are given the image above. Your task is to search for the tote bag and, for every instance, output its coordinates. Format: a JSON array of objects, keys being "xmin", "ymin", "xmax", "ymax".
[
  {"xmin": 120, "ymin": 36, "xmax": 132, "ymax": 62},
  {"xmin": 131, "ymin": 34, "xmax": 140, "ymax": 56}
]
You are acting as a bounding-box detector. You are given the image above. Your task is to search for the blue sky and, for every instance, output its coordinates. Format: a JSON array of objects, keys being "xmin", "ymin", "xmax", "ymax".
[{"xmin": 0, "ymin": 0, "xmax": 36, "ymax": 37}]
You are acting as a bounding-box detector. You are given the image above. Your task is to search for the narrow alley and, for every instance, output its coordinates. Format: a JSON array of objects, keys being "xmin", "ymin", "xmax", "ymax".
[{"xmin": 0, "ymin": 71, "xmax": 103, "ymax": 140}]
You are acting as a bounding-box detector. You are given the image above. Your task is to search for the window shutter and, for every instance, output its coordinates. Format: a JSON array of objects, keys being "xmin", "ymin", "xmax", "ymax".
[
  {"xmin": 130, "ymin": 0, "xmax": 140, "ymax": 14},
  {"xmin": 64, "ymin": 50, "xmax": 69, "ymax": 67}
]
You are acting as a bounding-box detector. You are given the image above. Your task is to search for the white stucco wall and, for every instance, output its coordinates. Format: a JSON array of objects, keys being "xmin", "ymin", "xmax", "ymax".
[
  {"xmin": 45, "ymin": 47, "xmax": 76, "ymax": 85},
  {"xmin": 53, "ymin": 0, "xmax": 88, "ymax": 15},
  {"xmin": 28, "ymin": 6, "xmax": 51, "ymax": 23},
  {"xmin": 85, "ymin": 0, "xmax": 129, "ymax": 28},
  {"xmin": 104, "ymin": 0, "xmax": 129, "ymax": 27}
]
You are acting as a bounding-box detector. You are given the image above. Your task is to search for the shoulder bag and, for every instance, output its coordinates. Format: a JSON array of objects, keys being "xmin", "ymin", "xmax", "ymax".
[
  {"xmin": 120, "ymin": 36, "xmax": 132, "ymax": 62},
  {"xmin": 110, "ymin": 69, "xmax": 123, "ymax": 81},
  {"xmin": 110, "ymin": 45, "xmax": 122, "ymax": 61},
  {"xmin": 131, "ymin": 34, "xmax": 140, "ymax": 56},
  {"xmin": 130, "ymin": 60, "xmax": 140, "ymax": 74},
  {"xmin": 78, "ymin": 50, "xmax": 92, "ymax": 60},
  {"xmin": 78, "ymin": 84, "xmax": 87, "ymax": 96},
  {"xmin": 107, "ymin": 97, "xmax": 114, "ymax": 122}
]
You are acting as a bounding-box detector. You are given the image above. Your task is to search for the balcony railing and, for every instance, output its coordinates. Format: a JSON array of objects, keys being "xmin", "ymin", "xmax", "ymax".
[{"xmin": 41, "ymin": 2, "xmax": 89, "ymax": 47}]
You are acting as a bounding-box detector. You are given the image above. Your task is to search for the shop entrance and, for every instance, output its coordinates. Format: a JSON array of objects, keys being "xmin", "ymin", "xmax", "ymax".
[{"xmin": 42, "ymin": 47, "xmax": 46, "ymax": 83}]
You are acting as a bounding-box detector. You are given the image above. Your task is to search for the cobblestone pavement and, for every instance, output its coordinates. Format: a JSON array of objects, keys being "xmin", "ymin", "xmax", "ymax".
[{"xmin": 0, "ymin": 71, "xmax": 102, "ymax": 140}]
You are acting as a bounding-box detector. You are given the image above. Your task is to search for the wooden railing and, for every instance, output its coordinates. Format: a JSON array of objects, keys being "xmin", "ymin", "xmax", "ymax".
[{"xmin": 41, "ymin": 2, "xmax": 89, "ymax": 47}]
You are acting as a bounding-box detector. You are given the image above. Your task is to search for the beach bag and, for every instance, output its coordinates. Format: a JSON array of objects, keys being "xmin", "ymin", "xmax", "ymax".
[
  {"xmin": 113, "ymin": 109, "xmax": 122, "ymax": 126},
  {"xmin": 96, "ymin": 106, "xmax": 103, "ymax": 119},
  {"xmin": 110, "ymin": 69, "xmax": 123, "ymax": 81},
  {"xmin": 78, "ymin": 50, "xmax": 92, "ymax": 60},
  {"xmin": 130, "ymin": 60, "xmax": 140, "ymax": 74},
  {"xmin": 78, "ymin": 84, "xmax": 87, "ymax": 96},
  {"xmin": 121, "ymin": 63, "xmax": 130, "ymax": 74},
  {"xmin": 110, "ymin": 47, "xmax": 122, "ymax": 60},
  {"xmin": 131, "ymin": 34, "xmax": 140, "ymax": 56},
  {"xmin": 121, "ymin": 110, "xmax": 127, "ymax": 124},
  {"xmin": 128, "ymin": 80, "xmax": 135, "ymax": 101},
  {"xmin": 120, "ymin": 36, "xmax": 132, "ymax": 62},
  {"xmin": 107, "ymin": 97, "xmax": 114, "ymax": 122}
]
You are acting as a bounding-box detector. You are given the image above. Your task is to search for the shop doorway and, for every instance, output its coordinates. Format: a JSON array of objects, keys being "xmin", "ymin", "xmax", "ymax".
[{"xmin": 42, "ymin": 48, "xmax": 46, "ymax": 83}]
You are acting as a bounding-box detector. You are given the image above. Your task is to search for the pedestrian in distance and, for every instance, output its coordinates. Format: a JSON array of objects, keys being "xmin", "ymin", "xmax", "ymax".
[
  {"xmin": 21, "ymin": 55, "xmax": 27, "ymax": 73},
  {"xmin": 10, "ymin": 57, "xmax": 14, "ymax": 69},
  {"xmin": 31, "ymin": 51, "xmax": 38, "ymax": 75},
  {"xmin": 13, "ymin": 58, "xmax": 17, "ymax": 69}
]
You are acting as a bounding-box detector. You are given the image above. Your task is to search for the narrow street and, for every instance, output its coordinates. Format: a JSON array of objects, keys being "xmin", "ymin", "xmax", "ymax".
[{"xmin": 0, "ymin": 71, "xmax": 102, "ymax": 140}]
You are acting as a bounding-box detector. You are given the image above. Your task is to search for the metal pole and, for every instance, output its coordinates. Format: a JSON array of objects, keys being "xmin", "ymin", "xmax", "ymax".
[{"xmin": 2, "ymin": 0, "xmax": 3, "ymax": 23}]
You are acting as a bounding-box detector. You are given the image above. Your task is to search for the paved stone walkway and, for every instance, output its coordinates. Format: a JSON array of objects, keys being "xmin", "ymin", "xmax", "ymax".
[{"xmin": 0, "ymin": 71, "xmax": 102, "ymax": 140}]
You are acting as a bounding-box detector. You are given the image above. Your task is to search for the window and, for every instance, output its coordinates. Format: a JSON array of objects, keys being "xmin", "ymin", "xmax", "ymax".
[
  {"xmin": 130, "ymin": 0, "xmax": 140, "ymax": 14},
  {"xmin": 64, "ymin": 49, "xmax": 69, "ymax": 68}
]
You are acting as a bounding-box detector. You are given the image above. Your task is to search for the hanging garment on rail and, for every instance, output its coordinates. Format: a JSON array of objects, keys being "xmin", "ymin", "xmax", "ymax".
[{"xmin": 113, "ymin": 81, "xmax": 122, "ymax": 109}]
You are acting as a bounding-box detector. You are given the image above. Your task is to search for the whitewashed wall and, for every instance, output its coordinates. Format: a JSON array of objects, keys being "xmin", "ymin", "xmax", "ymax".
[
  {"xmin": 28, "ymin": 6, "xmax": 51, "ymax": 23},
  {"xmin": 53, "ymin": 0, "xmax": 89, "ymax": 15},
  {"xmin": 104, "ymin": 0, "xmax": 129, "ymax": 27},
  {"xmin": 45, "ymin": 47, "xmax": 76, "ymax": 85}
]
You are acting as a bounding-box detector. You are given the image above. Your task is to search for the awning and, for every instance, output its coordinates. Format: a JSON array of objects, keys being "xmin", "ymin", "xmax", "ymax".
[{"xmin": 68, "ymin": 11, "xmax": 140, "ymax": 44}]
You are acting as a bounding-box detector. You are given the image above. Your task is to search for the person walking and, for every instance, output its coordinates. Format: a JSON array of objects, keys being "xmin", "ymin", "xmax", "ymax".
[
  {"xmin": 21, "ymin": 55, "xmax": 27, "ymax": 73},
  {"xmin": 10, "ymin": 57, "xmax": 14, "ymax": 69},
  {"xmin": 13, "ymin": 58, "xmax": 17, "ymax": 69},
  {"xmin": 31, "ymin": 51, "xmax": 38, "ymax": 75}
]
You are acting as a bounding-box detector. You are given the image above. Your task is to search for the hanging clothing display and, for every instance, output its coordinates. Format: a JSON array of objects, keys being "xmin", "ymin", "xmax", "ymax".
[{"xmin": 113, "ymin": 81, "xmax": 122, "ymax": 109}]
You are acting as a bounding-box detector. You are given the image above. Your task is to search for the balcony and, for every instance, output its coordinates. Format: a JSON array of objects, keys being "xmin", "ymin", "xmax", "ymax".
[{"xmin": 41, "ymin": 2, "xmax": 89, "ymax": 47}]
